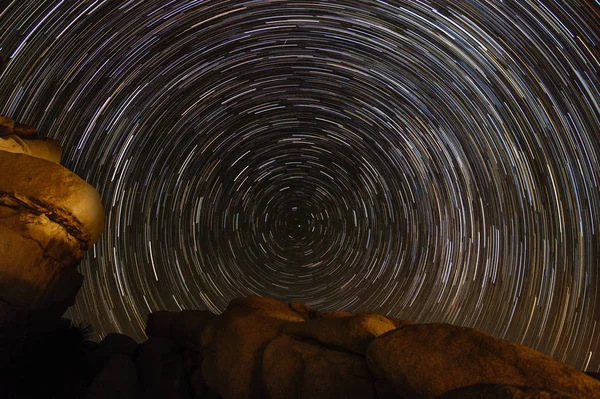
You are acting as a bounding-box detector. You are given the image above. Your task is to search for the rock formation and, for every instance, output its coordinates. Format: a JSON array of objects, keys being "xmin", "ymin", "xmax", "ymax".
[
  {"xmin": 139, "ymin": 296, "xmax": 600, "ymax": 399},
  {"xmin": 0, "ymin": 115, "xmax": 104, "ymax": 325},
  {"xmin": 1, "ymin": 115, "xmax": 598, "ymax": 398}
]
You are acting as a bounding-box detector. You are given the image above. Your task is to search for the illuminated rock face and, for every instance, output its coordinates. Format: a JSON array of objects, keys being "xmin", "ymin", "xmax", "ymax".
[
  {"xmin": 143, "ymin": 296, "xmax": 600, "ymax": 399},
  {"xmin": 0, "ymin": 116, "xmax": 104, "ymax": 322}
]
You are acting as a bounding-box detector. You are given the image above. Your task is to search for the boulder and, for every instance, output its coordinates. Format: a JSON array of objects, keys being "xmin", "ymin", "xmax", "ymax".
[
  {"xmin": 200, "ymin": 297, "xmax": 303, "ymax": 399},
  {"xmin": 366, "ymin": 323, "xmax": 600, "ymax": 399},
  {"xmin": 283, "ymin": 312, "xmax": 396, "ymax": 354},
  {"xmin": 262, "ymin": 334, "xmax": 376, "ymax": 399},
  {"xmin": 0, "ymin": 124, "xmax": 103, "ymax": 320}
]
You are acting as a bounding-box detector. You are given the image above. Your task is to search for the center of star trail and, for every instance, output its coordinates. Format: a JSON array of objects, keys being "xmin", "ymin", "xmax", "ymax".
[{"xmin": 0, "ymin": 0, "xmax": 599, "ymax": 371}]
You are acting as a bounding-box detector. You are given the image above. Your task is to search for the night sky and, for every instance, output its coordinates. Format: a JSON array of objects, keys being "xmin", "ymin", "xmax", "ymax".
[{"xmin": 1, "ymin": 0, "xmax": 600, "ymax": 371}]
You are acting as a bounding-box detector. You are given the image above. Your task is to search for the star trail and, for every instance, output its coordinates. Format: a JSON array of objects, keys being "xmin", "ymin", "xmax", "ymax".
[{"xmin": 1, "ymin": 0, "xmax": 600, "ymax": 371}]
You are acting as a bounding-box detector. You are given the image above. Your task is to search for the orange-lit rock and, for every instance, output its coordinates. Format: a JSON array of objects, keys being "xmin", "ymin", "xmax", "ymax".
[
  {"xmin": 0, "ymin": 118, "xmax": 104, "ymax": 321},
  {"xmin": 366, "ymin": 323, "xmax": 600, "ymax": 399},
  {"xmin": 0, "ymin": 151, "xmax": 104, "ymax": 246},
  {"xmin": 0, "ymin": 205, "xmax": 83, "ymax": 310}
]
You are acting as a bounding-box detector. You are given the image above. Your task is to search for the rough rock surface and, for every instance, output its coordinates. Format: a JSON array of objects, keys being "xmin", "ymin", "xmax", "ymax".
[
  {"xmin": 0, "ymin": 117, "xmax": 104, "ymax": 321},
  {"xmin": 0, "ymin": 151, "xmax": 104, "ymax": 245},
  {"xmin": 0, "ymin": 205, "xmax": 84, "ymax": 310},
  {"xmin": 262, "ymin": 334, "xmax": 376, "ymax": 399},
  {"xmin": 366, "ymin": 323, "xmax": 600, "ymax": 399}
]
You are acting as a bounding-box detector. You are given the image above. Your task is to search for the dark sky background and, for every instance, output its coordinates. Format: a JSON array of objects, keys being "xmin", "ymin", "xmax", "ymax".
[{"xmin": 1, "ymin": 0, "xmax": 600, "ymax": 371}]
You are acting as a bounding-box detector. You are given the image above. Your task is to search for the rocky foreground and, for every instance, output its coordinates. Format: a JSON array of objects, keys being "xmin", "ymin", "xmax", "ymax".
[{"xmin": 0, "ymin": 116, "xmax": 599, "ymax": 398}]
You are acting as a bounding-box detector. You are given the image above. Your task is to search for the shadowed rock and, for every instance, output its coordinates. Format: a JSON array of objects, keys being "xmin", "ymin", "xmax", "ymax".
[
  {"xmin": 200, "ymin": 297, "xmax": 303, "ymax": 399},
  {"xmin": 262, "ymin": 334, "xmax": 376, "ymax": 399},
  {"xmin": 0, "ymin": 115, "xmax": 37, "ymax": 137},
  {"xmin": 136, "ymin": 337, "xmax": 191, "ymax": 399},
  {"xmin": 147, "ymin": 309, "xmax": 215, "ymax": 350},
  {"xmin": 85, "ymin": 354, "xmax": 139, "ymax": 399},
  {"xmin": 91, "ymin": 333, "xmax": 139, "ymax": 367}
]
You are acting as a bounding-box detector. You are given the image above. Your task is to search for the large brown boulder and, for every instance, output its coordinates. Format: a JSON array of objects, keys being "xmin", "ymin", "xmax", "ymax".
[
  {"xmin": 0, "ymin": 118, "xmax": 104, "ymax": 323},
  {"xmin": 366, "ymin": 323, "xmax": 600, "ymax": 399},
  {"xmin": 262, "ymin": 334, "xmax": 376, "ymax": 399},
  {"xmin": 200, "ymin": 297, "xmax": 304, "ymax": 399}
]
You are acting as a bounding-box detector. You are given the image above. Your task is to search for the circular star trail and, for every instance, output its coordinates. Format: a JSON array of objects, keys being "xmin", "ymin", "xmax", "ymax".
[{"xmin": 1, "ymin": 0, "xmax": 600, "ymax": 371}]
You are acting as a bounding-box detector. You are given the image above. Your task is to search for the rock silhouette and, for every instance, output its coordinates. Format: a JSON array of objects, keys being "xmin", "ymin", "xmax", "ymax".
[{"xmin": 142, "ymin": 296, "xmax": 600, "ymax": 399}]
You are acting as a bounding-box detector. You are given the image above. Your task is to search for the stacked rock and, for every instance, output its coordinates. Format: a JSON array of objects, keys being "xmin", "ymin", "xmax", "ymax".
[
  {"xmin": 139, "ymin": 296, "xmax": 600, "ymax": 399},
  {"xmin": 0, "ymin": 115, "xmax": 104, "ymax": 324}
]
